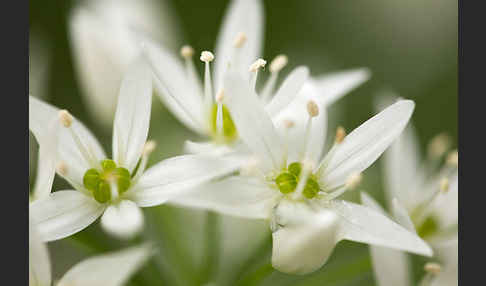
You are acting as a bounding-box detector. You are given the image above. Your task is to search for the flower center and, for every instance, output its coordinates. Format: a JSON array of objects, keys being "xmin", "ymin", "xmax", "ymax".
[
  {"xmin": 275, "ymin": 162, "xmax": 320, "ymax": 199},
  {"xmin": 210, "ymin": 103, "xmax": 238, "ymax": 143},
  {"xmin": 83, "ymin": 159, "xmax": 131, "ymax": 203}
]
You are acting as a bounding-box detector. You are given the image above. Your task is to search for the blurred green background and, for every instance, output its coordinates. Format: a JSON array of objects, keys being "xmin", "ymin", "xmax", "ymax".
[{"xmin": 29, "ymin": 0, "xmax": 457, "ymax": 285}]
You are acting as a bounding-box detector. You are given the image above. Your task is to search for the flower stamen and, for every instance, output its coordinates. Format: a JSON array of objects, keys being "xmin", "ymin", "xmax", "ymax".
[
  {"xmin": 261, "ymin": 54, "xmax": 288, "ymax": 101},
  {"xmin": 200, "ymin": 51, "xmax": 215, "ymax": 121}
]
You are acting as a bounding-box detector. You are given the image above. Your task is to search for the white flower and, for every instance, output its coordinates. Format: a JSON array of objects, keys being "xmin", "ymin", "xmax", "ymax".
[
  {"xmin": 169, "ymin": 72, "xmax": 432, "ymax": 274},
  {"xmin": 142, "ymin": 0, "xmax": 370, "ymax": 155},
  {"xmin": 364, "ymin": 102, "xmax": 458, "ymax": 286},
  {"xmin": 29, "ymin": 218, "xmax": 152, "ymax": 286},
  {"xmin": 29, "ymin": 59, "xmax": 241, "ymax": 241},
  {"xmin": 69, "ymin": 0, "xmax": 180, "ymax": 128}
]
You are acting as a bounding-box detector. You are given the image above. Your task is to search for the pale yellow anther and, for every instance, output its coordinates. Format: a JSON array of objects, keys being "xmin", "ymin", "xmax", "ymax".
[
  {"xmin": 446, "ymin": 150, "xmax": 458, "ymax": 167},
  {"xmin": 307, "ymin": 100, "xmax": 319, "ymax": 118},
  {"xmin": 240, "ymin": 157, "xmax": 260, "ymax": 176},
  {"xmin": 233, "ymin": 32, "xmax": 247, "ymax": 48},
  {"xmin": 335, "ymin": 126, "xmax": 346, "ymax": 144},
  {"xmin": 143, "ymin": 140, "xmax": 157, "ymax": 156},
  {"xmin": 269, "ymin": 54, "xmax": 288, "ymax": 73},
  {"xmin": 427, "ymin": 133, "xmax": 451, "ymax": 158},
  {"xmin": 56, "ymin": 161, "xmax": 68, "ymax": 176},
  {"xmin": 424, "ymin": 262, "xmax": 442, "ymax": 275},
  {"xmin": 345, "ymin": 173, "xmax": 362, "ymax": 190},
  {"xmin": 249, "ymin": 58, "xmax": 267, "ymax": 72},
  {"xmin": 59, "ymin": 110, "xmax": 73, "ymax": 128},
  {"xmin": 215, "ymin": 89, "xmax": 225, "ymax": 103},
  {"xmin": 439, "ymin": 177, "xmax": 450, "ymax": 193},
  {"xmin": 180, "ymin": 45, "xmax": 194, "ymax": 59},
  {"xmin": 282, "ymin": 119, "xmax": 295, "ymax": 129},
  {"xmin": 200, "ymin": 51, "xmax": 214, "ymax": 62}
]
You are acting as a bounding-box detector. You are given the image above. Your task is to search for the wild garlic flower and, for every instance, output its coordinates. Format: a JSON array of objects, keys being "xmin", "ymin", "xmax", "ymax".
[
  {"xmin": 29, "ymin": 219, "xmax": 152, "ymax": 286},
  {"xmin": 69, "ymin": 0, "xmax": 179, "ymax": 128},
  {"xmin": 365, "ymin": 110, "xmax": 458, "ymax": 286},
  {"xmin": 29, "ymin": 60, "xmax": 241, "ymax": 241},
  {"xmin": 142, "ymin": 0, "xmax": 369, "ymax": 155},
  {"xmin": 169, "ymin": 72, "xmax": 432, "ymax": 274}
]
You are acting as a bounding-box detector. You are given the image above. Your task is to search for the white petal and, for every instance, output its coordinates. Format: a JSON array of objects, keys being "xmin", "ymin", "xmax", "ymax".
[
  {"xmin": 361, "ymin": 192, "xmax": 411, "ymax": 286},
  {"xmin": 100, "ymin": 200, "xmax": 144, "ymax": 239},
  {"xmin": 265, "ymin": 66, "xmax": 309, "ymax": 117},
  {"xmin": 214, "ymin": 0, "xmax": 263, "ymax": 90},
  {"xmin": 170, "ymin": 176, "xmax": 277, "ymax": 219},
  {"xmin": 223, "ymin": 72, "xmax": 285, "ymax": 172},
  {"xmin": 58, "ymin": 244, "xmax": 153, "ymax": 286},
  {"xmin": 382, "ymin": 121, "xmax": 425, "ymax": 208},
  {"xmin": 310, "ymin": 68, "xmax": 371, "ymax": 106},
  {"xmin": 29, "ymin": 219, "xmax": 51, "ymax": 286},
  {"xmin": 142, "ymin": 40, "xmax": 205, "ymax": 133},
  {"xmin": 272, "ymin": 82, "xmax": 328, "ymax": 163},
  {"xmin": 32, "ymin": 117, "xmax": 59, "ymax": 201},
  {"xmin": 69, "ymin": 0, "xmax": 179, "ymax": 127},
  {"xmin": 131, "ymin": 155, "xmax": 243, "ymax": 207},
  {"xmin": 30, "ymin": 190, "xmax": 105, "ymax": 241},
  {"xmin": 183, "ymin": 140, "xmax": 235, "ymax": 156},
  {"xmin": 327, "ymin": 199, "xmax": 432, "ymax": 256},
  {"xmin": 112, "ymin": 59, "xmax": 152, "ymax": 172},
  {"xmin": 29, "ymin": 96, "xmax": 106, "ymax": 187},
  {"xmin": 271, "ymin": 199, "xmax": 340, "ymax": 274},
  {"xmin": 319, "ymin": 100, "xmax": 415, "ymax": 189},
  {"xmin": 391, "ymin": 198, "xmax": 416, "ymax": 232}
]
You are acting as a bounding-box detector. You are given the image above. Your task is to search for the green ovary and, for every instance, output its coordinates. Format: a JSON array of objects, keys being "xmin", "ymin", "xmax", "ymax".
[
  {"xmin": 210, "ymin": 103, "xmax": 238, "ymax": 143},
  {"xmin": 416, "ymin": 216, "xmax": 439, "ymax": 238},
  {"xmin": 83, "ymin": 159, "xmax": 131, "ymax": 203},
  {"xmin": 275, "ymin": 162, "xmax": 320, "ymax": 199}
]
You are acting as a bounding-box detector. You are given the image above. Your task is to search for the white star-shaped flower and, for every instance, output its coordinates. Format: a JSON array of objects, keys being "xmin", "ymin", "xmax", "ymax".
[
  {"xmin": 142, "ymin": 0, "xmax": 370, "ymax": 156},
  {"xmin": 29, "ymin": 59, "xmax": 241, "ymax": 241},
  {"xmin": 364, "ymin": 99, "xmax": 458, "ymax": 286},
  {"xmin": 168, "ymin": 72, "xmax": 433, "ymax": 274}
]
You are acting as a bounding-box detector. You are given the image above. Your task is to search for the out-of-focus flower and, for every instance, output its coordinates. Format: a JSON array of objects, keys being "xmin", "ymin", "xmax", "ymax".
[
  {"xmin": 143, "ymin": 0, "xmax": 370, "ymax": 156},
  {"xmin": 168, "ymin": 72, "xmax": 431, "ymax": 274},
  {"xmin": 69, "ymin": 0, "xmax": 180, "ymax": 128},
  {"xmin": 29, "ymin": 218, "xmax": 152, "ymax": 286},
  {"xmin": 29, "ymin": 31, "xmax": 50, "ymax": 100},
  {"xmin": 365, "ymin": 97, "xmax": 458, "ymax": 286},
  {"xmin": 29, "ymin": 60, "xmax": 241, "ymax": 241}
]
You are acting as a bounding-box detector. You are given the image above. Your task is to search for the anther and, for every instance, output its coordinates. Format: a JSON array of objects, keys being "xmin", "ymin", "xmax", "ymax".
[
  {"xmin": 249, "ymin": 58, "xmax": 267, "ymax": 72},
  {"xmin": 180, "ymin": 45, "xmax": 194, "ymax": 59},
  {"xmin": 307, "ymin": 100, "xmax": 319, "ymax": 118},
  {"xmin": 200, "ymin": 51, "xmax": 214, "ymax": 62},
  {"xmin": 269, "ymin": 55, "xmax": 288, "ymax": 73},
  {"xmin": 424, "ymin": 262, "xmax": 441, "ymax": 275},
  {"xmin": 439, "ymin": 177, "xmax": 450, "ymax": 193},
  {"xmin": 283, "ymin": 119, "xmax": 295, "ymax": 129},
  {"xmin": 446, "ymin": 150, "xmax": 458, "ymax": 167},
  {"xmin": 427, "ymin": 133, "xmax": 451, "ymax": 159},
  {"xmin": 345, "ymin": 173, "xmax": 362, "ymax": 190},
  {"xmin": 59, "ymin": 110, "xmax": 73, "ymax": 128},
  {"xmin": 233, "ymin": 32, "xmax": 247, "ymax": 48},
  {"xmin": 335, "ymin": 126, "xmax": 346, "ymax": 144},
  {"xmin": 143, "ymin": 140, "xmax": 157, "ymax": 156},
  {"xmin": 215, "ymin": 89, "xmax": 225, "ymax": 103},
  {"xmin": 56, "ymin": 161, "xmax": 68, "ymax": 176}
]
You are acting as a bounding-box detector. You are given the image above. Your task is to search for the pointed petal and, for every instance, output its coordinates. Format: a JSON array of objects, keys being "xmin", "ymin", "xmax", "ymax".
[
  {"xmin": 361, "ymin": 192, "xmax": 411, "ymax": 286},
  {"xmin": 29, "ymin": 219, "xmax": 51, "ymax": 286},
  {"xmin": 29, "ymin": 96, "xmax": 106, "ymax": 187},
  {"xmin": 57, "ymin": 244, "xmax": 153, "ymax": 286},
  {"xmin": 183, "ymin": 140, "xmax": 235, "ymax": 156},
  {"xmin": 30, "ymin": 191, "xmax": 105, "ymax": 241},
  {"xmin": 100, "ymin": 200, "xmax": 144, "ymax": 239},
  {"xmin": 214, "ymin": 0, "xmax": 264, "ymax": 90},
  {"xmin": 273, "ymin": 82, "xmax": 328, "ymax": 163},
  {"xmin": 171, "ymin": 176, "xmax": 277, "ymax": 219},
  {"xmin": 310, "ymin": 68, "xmax": 371, "ymax": 106},
  {"xmin": 271, "ymin": 200, "xmax": 340, "ymax": 274},
  {"xmin": 112, "ymin": 59, "xmax": 152, "ymax": 172},
  {"xmin": 327, "ymin": 199, "xmax": 432, "ymax": 256},
  {"xmin": 223, "ymin": 72, "xmax": 285, "ymax": 172},
  {"xmin": 319, "ymin": 100, "xmax": 415, "ymax": 189},
  {"xmin": 391, "ymin": 198, "xmax": 416, "ymax": 232},
  {"xmin": 265, "ymin": 66, "xmax": 309, "ymax": 117},
  {"xmin": 142, "ymin": 41, "xmax": 205, "ymax": 133},
  {"xmin": 131, "ymin": 155, "xmax": 243, "ymax": 207}
]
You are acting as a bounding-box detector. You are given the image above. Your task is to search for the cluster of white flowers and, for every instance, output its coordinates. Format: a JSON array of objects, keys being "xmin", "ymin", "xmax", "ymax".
[{"xmin": 29, "ymin": 0, "xmax": 457, "ymax": 285}]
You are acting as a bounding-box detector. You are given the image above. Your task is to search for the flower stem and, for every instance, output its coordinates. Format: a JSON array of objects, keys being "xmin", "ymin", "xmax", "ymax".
[{"xmin": 199, "ymin": 211, "xmax": 220, "ymax": 285}]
